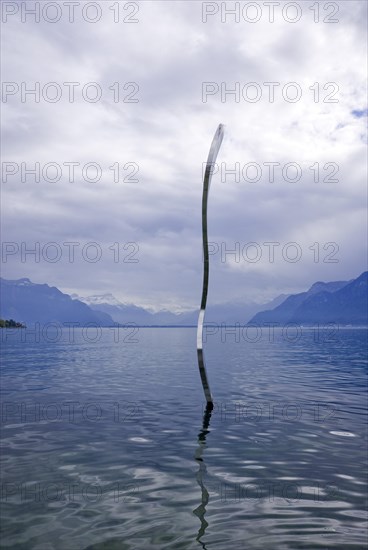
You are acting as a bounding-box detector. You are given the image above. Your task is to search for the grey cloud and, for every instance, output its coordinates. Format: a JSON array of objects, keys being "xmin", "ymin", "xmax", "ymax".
[{"xmin": 1, "ymin": 0, "xmax": 366, "ymax": 310}]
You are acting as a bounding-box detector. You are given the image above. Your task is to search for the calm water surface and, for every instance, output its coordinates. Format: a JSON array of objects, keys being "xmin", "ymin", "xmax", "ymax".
[{"xmin": 1, "ymin": 327, "xmax": 367, "ymax": 549}]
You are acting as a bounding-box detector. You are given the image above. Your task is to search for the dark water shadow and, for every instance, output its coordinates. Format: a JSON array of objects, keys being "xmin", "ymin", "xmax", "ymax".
[{"xmin": 193, "ymin": 402, "xmax": 213, "ymax": 549}]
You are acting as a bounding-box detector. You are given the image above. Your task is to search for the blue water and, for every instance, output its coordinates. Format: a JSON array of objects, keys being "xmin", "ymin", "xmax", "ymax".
[{"xmin": 1, "ymin": 327, "xmax": 367, "ymax": 549}]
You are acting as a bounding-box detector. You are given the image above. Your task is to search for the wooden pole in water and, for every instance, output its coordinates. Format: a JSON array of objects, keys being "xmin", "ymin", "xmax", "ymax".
[{"xmin": 197, "ymin": 124, "xmax": 225, "ymax": 409}]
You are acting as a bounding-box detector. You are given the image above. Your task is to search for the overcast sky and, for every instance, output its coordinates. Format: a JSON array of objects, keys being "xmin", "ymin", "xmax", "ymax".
[{"xmin": 1, "ymin": 0, "xmax": 367, "ymax": 311}]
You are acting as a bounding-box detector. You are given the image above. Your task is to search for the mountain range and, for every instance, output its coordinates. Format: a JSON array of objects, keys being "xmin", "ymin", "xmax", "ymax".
[
  {"xmin": 249, "ymin": 272, "xmax": 367, "ymax": 326},
  {"xmin": 0, "ymin": 278, "xmax": 115, "ymax": 326},
  {"xmin": 1, "ymin": 272, "xmax": 367, "ymax": 327},
  {"xmin": 72, "ymin": 292, "xmax": 289, "ymax": 326}
]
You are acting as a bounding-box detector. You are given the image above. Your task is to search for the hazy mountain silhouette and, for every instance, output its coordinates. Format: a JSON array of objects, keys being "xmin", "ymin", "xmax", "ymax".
[
  {"xmin": 249, "ymin": 272, "xmax": 367, "ymax": 326},
  {"xmin": 75, "ymin": 292, "xmax": 290, "ymax": 326},
  {"xmin": 3, "ymin": 273, "xmax": 365, "ymax": 328},
  {"xmin": 0, "ymin": 278, "xmax": 115, "ymax": 326}
]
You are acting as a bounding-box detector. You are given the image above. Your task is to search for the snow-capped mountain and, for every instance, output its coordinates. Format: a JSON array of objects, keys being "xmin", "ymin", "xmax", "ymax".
[
  {"xmin": 72, "ymin": 293, "xmax": 181, "ymax": 325},
  {"xmin": 72, "ymin": 293, "xmax": 123, "ymax": 307},
  {"xmin": 71, "ymin": 292, "xmax": 291, "ymax": 326}
]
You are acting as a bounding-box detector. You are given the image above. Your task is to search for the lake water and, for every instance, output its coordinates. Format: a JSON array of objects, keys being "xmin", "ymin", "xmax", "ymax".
[{"xmin": 1, "ymin": 327, "xmax": 367, "ymax": 549}]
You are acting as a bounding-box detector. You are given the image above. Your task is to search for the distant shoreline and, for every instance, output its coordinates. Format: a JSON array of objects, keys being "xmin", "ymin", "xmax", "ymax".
[{"xmin": 6, "ymin": 324, "xmax": 367, "ymax": 329}]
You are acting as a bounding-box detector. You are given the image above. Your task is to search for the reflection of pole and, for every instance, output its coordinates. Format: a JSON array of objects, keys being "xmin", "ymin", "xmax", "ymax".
[
  {"xmin": 197, "ymin": 124, "xmax": 225, "ymax": 406},
  {"xmin": 193, "ymin": 403, "xmax": 213, "ymax": 549}
]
